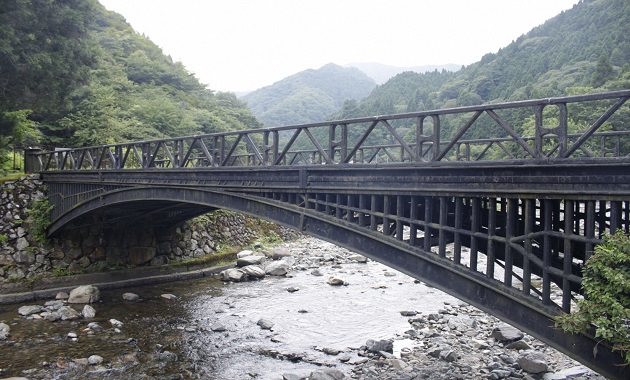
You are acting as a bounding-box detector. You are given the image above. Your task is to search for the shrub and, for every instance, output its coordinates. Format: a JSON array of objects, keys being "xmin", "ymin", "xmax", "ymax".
[
  {"xmin": 26, "ymin": 198, "xmax": 53, "ymax": 244},
  {"xmin": 555, "ymin": 230, "xmax": 630, "ymax": 364}
]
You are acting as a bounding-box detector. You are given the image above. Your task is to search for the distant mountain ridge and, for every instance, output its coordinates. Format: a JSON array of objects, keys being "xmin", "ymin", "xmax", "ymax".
[
  {"xmin": 343, "ymin": 62, "xmax": 462, "ymax": 84},
  {"xmin": 240, "ymin": 63, "xmax": 376, "ymax": 127}
]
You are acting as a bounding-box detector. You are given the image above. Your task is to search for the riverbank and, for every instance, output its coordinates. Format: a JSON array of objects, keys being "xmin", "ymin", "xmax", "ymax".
[{"xmin": 0, "ymin": 237, "xmax": 605, "ymax": 380}]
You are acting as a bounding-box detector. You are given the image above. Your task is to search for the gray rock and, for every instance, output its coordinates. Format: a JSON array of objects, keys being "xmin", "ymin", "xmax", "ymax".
[
  {"xmin": 68, "ymin": 285, "xmax": 100, "ymax": 304},
  {"xmin": 210, "ymin": 322, "xmax": 226, "ymax": 332},
  {"xmin": 0, "ymin": 322, "xmax": 9, "ymax": 340},
  {"xmin": 161, "ymin": 294, "xmax": 177, "ymax": 300},
  {"xmin": 43, "ymin": 311, "xmax": 61, "ymax": 322},
  {"xmin": 327, "ymin": 276, "xmax": 346, "ymax": 286},
  {"xmin": 506, "ymin": 340, "xmax": 532, "ymax": 351},
  {"xmin": 15, "ymin": 237, "xmax": 29, "ymax": 251},
  {"xmin": 542, "ymin": 365, "xmax": 591, "ymax": 379},
  {"xmin": 316, "ymin": 369, "xmax": 345, "ymax": 380},
  {"xmin": 55, "ymin": 292, "xmax": 69, "ymax": 300},
  {"xmin": 58, "ymin": 306, "xmax": 81, "ymax": 320},
  {"xmin": 311, "ymin": 269, "xmax": 324, "ymax": 276},
  {"xmin": 236, "ymin": 249, "xmax": 254, "ymax": 258},
  {"xmin": 237, "ymin": 255, "xmax": 266, "ymax": 267},
  {"xmin": 88, "ymin": 355, "xmax": 104, "ymax": 365},
  {"xmin": 365, "ymin": 339, "xmax": 393, "ymax": 353},
  {"xmin": 518, "ymin": 350, "xmax": 548, "ymax": 374},
  {"xmin": 447, "ymin": 316, "xmax": 478, "ymax": 330},
  {"xmin": 82, "ymin": 305, "xmax": 96, "ymax": 318},
  {"xmin": 122, "ymin": 292, "xmax": 140, "ymax": 301},
  {"xmin": 439, "ymin": 349, "xmax": 458, "ymax": 362},
  {"xmin": 272, "ymin": 248, "xmax": 293, "ymax": 260},
  {"xmin": 282, "ymin": 374, "xmax": 302, "ymax": 380},
  {"xmin": 280, "ymin": 256, "xmax": 296, "ymax": 267},
  {"xmin": 348, "ymin": 254, "xmax": 368, "ymax": 263},
  {"xmin": 109, "ymin": 319, "xmax": 124, "ymax": 328},
  {"xmin": 158, "ymin": 351, "xmax": 177, "ymax": 362},
  {"xmin": 241, "ymin": 265, "xmax": 266, "ymax": 278},
  {"xmin": 18, "ymin": 305, "xmax": 43, "ymax": 316},
  {"xmin": 265, "ymin": 260, "xmax": 289, "ymax": 276},
  {"xmin": 87, "ymin": 322, "xmax": 102, "ymax": 330},
  {"xmin": 220, "ymin": 268, "xmax": 247, "ymax": 282},
  {"xmin": 257, "ymin": 318, "xmax": 274, "ymax": 330},
  {"xmin": 386, "ymin": 358, "xmax": 408, "ymax": 370},
  {"xmin": 13, "ymin": 250, "xmax": 34, "ymax": 264},
  {"xmin": 44, "ymin": 300, "xmax": 64, "ymax": 311},
  {"xmin": 491, "ymin": 369, "xmax": 512, "ymax": 379},
  {"xmin": 322, "ymin": 347, "xmax": 341, "ymax": 355},
  {"xmin": 491, "ymin": 323, "xmax": 524, "ymax": 342}
]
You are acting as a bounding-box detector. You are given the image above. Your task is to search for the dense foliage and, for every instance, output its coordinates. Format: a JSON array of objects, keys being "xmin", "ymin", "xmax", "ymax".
[
  {"xmin": 241, "ymin": 63, "xmax": 376, "ymax": 127},
  {"xmin": 555, "ymin": 231, "xmax": 630, "ymax": 365},
  {"xmin": 0, "ymin": 0, "xmax": 260, "ymax": 170}
]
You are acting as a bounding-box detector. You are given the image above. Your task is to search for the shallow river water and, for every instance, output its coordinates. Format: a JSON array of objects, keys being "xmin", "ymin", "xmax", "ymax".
[{"xmin": 0, "ymin": 239, "xmax": 459, "ymax": 379}]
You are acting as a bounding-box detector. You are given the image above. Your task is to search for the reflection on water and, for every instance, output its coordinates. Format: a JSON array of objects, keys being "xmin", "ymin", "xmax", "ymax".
[{"xmin": 0, "ymin": 259, "xmax": 456, "ymax": 379}]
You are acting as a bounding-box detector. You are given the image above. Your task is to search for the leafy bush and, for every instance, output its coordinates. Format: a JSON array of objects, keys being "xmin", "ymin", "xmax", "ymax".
[
  {"xmin": 26, "ymin": 198, "xmax": 53, "ymax": 244},
  {"xmin": 555, "ymin": 230, "xmax": 630, "ymax": 364}
]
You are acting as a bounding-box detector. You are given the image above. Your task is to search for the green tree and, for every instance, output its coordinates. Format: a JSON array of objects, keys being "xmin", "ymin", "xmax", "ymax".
[
  {"xmin": 556, "ymin": 231, "xmax": 630, "ymax": 365},
  {"xmin": 0, "ymin": 0, "xmax": 99, "ymax": 113},
  {"xmin": 0, "ymin": 110, "xmax": 39, "ymax": 167},
  {"xmin": 591, "ymin": 54, "xmax": 615, "ymax": 87}
]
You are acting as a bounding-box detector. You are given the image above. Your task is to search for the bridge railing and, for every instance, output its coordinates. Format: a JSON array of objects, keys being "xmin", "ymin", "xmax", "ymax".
[{"xmin": 26, "ymin": 90, "xmax": 630, "ymax": 172}]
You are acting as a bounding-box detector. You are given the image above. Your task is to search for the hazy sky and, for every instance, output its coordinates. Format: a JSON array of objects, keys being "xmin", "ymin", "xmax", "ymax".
[{"xmin": 98, "ymin": 0, "xmax": 580, "ymax": 92}]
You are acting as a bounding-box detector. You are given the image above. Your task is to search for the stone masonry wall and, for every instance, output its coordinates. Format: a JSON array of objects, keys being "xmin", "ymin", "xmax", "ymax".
[{"xmin": 0, "ymin": 175, "xmax": 299, "ymax": 282}]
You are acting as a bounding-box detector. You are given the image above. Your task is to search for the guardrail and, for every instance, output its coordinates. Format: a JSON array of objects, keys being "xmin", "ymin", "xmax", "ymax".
[{"xmin": 26, "ymin": 90, "xmax": 630, "ymax": 172}]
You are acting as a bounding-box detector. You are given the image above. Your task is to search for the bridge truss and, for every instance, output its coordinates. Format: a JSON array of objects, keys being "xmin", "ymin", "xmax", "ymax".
[{"xmin": 29, "ymin": 90, "xmax": 630, "ymax": 379}]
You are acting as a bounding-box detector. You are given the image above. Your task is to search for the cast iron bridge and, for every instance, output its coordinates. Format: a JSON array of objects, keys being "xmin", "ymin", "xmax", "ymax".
[{"xmin": 27, "ymin": 90, "xmax": 630, "ymax": 379}]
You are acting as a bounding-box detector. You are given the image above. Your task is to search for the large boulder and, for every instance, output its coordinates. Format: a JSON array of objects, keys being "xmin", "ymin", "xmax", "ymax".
[
  {"xmin": 265, "ymin": 261, "xmax": 289, "ymax": 276},
  {"xmin": 517, "ymin": 350, "xmax": 548, "ymax": 374},
  {"xmin": 0, "ymin": 322, "xmax": 9, "ymax": 340},
  {"xmin": 68, "ymin": 285, "xmax": 101, "ymax": 304},
  {"xmin": 236, "ymin": 255, "xmax": 266, "ymax": 267},
  {"xmin": 365, "ymin": 339, "xmax": 393, "ymax": 353},
  {"xmin": 490, "ymin": 323, "xmax": 523, "ymax": 342},
  {"xmin": 240, "ymin": 265, "xmax": 266, "ymax": 279},
  {"xmin": 220, "ymin": 268, "xmax": 247, "ymax": 282},
  {"xmin": 18, "ymin": 305, "xmax": 43, "ymax": 316},
  {"xmin": 58, "ymin": 306, "xmax": 81, "ymax": 320}
]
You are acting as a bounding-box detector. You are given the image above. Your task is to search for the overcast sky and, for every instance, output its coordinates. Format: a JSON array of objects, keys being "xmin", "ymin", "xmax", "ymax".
[{"xmin": 98, "ymin": 0, "xmax": 579, "ymax": 93}]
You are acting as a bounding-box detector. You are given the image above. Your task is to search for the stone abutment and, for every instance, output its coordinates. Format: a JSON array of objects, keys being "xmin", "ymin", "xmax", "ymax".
[{"xmin": 0, "ymin": 175, "xmax": 297, "ymax": 283}]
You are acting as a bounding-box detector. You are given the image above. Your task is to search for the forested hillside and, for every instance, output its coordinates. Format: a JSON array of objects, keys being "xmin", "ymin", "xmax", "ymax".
[
  {"xmin": 344, "ymin": 62, "xmax": 461, "ymax": 85},
  {"xmin": 336, "ymin": 0, "xmax": 630, "ymax": 120},
  {"xmin": 0, "ymin": 0, "xmax": 260, "ymax": 169},
  {"xmin": 241, "ymin": 63, "xmax": 376, "ymax": 127}
]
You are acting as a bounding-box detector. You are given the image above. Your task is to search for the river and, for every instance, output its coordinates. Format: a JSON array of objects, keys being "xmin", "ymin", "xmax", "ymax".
[{"xmin": 0, "ymin": 238, "xmax": 463, "ymax": 379}]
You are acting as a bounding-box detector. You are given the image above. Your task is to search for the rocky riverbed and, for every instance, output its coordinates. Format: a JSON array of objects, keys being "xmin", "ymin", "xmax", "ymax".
[{"xmin": 0, "ymin": 237, "xmax": 606, "ymax": 380}]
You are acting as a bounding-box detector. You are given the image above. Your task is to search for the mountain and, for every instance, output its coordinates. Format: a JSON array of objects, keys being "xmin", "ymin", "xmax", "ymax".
[
  {"xmin": 240, "ymin": 63, "xmax": 376, "ymax": 127},
  {"xmin": 343, "ymin": 62, "xmax": 461, "ymax": 84},
  {"xmin": 335, "ymin": 0, "xmax": 630, "ymax": 124},
  {"xmin": 0, "ymin": 0, "xmax": 260, "ymax": 162}
]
